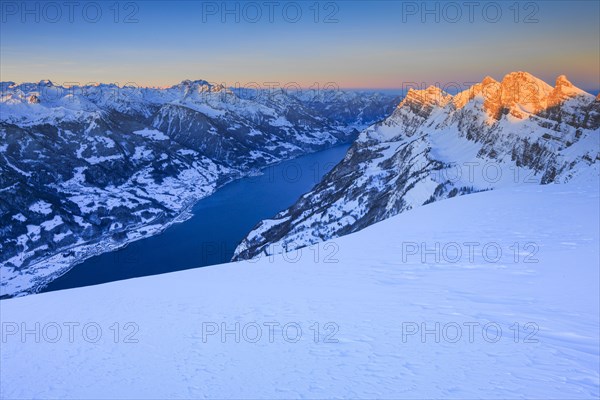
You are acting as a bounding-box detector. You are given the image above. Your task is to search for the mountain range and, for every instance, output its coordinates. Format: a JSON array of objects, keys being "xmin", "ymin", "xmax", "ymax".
[
  {"xmin": 0, "ymin": 80, "xmax": 398, "ymax": 297},
  {"xmin": 233, "ymin": 72, "xmax": 600, "ymax": 260}
]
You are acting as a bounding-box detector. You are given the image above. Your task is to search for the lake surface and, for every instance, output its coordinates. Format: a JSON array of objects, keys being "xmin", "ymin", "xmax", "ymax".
[{"xmin": 41, "ymin": 144, "xmax": 350, "ymax": 293}]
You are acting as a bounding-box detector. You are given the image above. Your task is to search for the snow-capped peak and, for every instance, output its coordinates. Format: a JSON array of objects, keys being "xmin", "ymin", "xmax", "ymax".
[
  {"xmin": 547, "ymin": 74, "xmax": 593, "ymax": 106},
  {"xmin": 359, "ymin": 86, "xmax": 451, "ymax": 142},
  {"xmin": 173, "ymin": 79, "xmax": 229, "ymax": 93},
  {"xmin": 481, "ymin": 75, "xmax": 498, "ymax": 86},
  {"xmin": 402, "ymin": 85, "xmax": 453, "ymax": 109},
  {"xmin": 167, "ymin": 79, "xmax": 235, "ymax": 105},
  {"xmin": 453, "ymin": 76, "xmax": 499, "ymax": 109},
  {"xmin": 556, "ymin": 74, "xmax": 573, "ymax": 87},
  {"xmin": 483, "ymin": 71, "xmax": 552, "ymax": 117}
]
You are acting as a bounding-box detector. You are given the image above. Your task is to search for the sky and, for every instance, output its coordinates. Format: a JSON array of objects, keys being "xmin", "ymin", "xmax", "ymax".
[{"xmin": 1, "ymin": 1, "xmax": 599, "ymax": 90}]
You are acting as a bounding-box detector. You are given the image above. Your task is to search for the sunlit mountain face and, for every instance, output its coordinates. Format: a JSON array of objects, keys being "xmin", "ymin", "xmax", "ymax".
[{"xmin": 1, "ymin": 1, "xmax": 599, "ymax": 399}]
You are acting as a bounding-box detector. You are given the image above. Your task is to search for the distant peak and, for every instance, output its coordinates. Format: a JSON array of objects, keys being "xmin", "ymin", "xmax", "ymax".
[
  {"xmin": 172, "ymin": 79, "xmax": 232, "ymax": 100},
  {"xmin": 175, "ymin": 79, "xmax": 214, "ymax": 88},
  {"xmin": 38, "ymin": 79, "xmax": 53, "ymax": 87}
]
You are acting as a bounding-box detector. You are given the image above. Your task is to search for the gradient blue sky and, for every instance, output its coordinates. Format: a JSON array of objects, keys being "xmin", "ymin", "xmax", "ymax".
[{"xmin": 1, "ymin": 0, "xmax": 599, "ymax": 90}]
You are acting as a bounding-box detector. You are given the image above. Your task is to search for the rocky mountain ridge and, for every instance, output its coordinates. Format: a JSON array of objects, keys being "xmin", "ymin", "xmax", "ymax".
[{"xmin": 233, "ymin": 72, "xmax": 600, "ymax": 260}]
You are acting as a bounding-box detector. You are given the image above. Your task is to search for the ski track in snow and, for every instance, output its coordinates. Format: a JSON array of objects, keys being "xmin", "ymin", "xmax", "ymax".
[{"xmin": 0, "ymin": 182, "xmax": 598, "ymax": 399}]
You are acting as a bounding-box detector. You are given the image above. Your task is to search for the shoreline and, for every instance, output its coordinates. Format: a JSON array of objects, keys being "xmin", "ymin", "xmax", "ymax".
[
  {"xmin": 1, "ymin": 179, "xmax": 223, "ymax": 299},
  {"xmin": 1, "ymin": 142, "xmax": 353, "ymax": 299}
]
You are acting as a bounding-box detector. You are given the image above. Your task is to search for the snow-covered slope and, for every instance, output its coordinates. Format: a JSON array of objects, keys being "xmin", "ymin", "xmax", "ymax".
[
  {"xmin": 0, "ymin": 80, "xmax": 398, "ymax": 297},
  {"xmin": 233, "ymin": 72, "xmax": 600, "ymax": 260},
  {"xmin": 1, "ymin": 182, "xmax": 598, "ymax": 399}
]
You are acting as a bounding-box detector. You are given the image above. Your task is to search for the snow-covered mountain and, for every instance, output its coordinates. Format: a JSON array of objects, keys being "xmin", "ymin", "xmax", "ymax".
[
  {"xmin": 2, "ymin": 181, "xmax": 598, "ymax": 398},
  {"xmin": 0, "ymin": 80, "xmax": 398, "ymax": 297},
  {"xmin": 233, "ymin": 72, "xmax": 600, "ymax": 260}
]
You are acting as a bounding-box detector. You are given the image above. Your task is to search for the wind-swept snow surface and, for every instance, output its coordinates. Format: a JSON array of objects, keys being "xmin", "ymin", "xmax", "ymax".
[{"xmin": 1, "ymin": 182, "xmax": 599, "ymax": 399}]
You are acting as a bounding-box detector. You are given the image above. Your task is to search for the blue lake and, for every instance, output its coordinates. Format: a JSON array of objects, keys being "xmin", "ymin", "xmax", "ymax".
[{"xmin": 41, "ymin": 144, "xmax": 350, "ymax": 293}]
